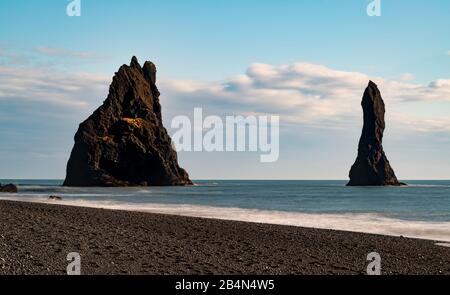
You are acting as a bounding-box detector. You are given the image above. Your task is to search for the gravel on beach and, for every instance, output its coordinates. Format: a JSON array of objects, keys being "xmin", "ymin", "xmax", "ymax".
[{"xmin": 0, "ymin": 200, "xmax": 448, "ymax": 275}]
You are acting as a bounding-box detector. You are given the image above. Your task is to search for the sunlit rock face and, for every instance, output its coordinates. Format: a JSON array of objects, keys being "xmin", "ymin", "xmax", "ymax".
[{"xmin": 64, "ymin": 57, "xmax": 192, "ymax": 187}]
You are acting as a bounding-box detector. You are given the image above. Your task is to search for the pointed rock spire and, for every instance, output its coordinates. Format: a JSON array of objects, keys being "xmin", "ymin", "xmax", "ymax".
[
  {"xmin": 347, "ymin": 81, "xmax": 403, "ymax": 186},
  {"xmin": 130, "ymin": 56, "xmax": 141, "ymax": 69}
]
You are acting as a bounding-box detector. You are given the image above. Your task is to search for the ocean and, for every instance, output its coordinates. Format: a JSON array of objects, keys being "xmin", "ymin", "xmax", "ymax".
[{"xmin": 1, "ymin": 180, "xmax": 449, "ymax": 243}]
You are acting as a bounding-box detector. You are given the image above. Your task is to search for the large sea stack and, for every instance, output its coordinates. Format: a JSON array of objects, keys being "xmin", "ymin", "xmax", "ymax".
[
  {"xmin": 63, "ymin": 57, "xmax": 192, "ymax": 187},
  {"xmin": 347, "ymin": 81, "xmax": 402, "ymax": 186}
]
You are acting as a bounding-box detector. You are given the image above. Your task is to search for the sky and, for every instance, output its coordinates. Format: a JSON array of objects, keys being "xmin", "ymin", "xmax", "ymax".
[{"xmin": 0, "ymin": 0, "xmax": 450, "ymax": 180}]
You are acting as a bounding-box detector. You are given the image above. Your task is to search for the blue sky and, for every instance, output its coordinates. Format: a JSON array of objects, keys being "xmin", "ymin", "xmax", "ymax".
[{"xmin": 1, "ymin": 0, "xmax": 450, "ymax": 179}]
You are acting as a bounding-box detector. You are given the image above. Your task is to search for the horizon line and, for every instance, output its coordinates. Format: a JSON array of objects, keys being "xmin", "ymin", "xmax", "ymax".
[{"xmin": 2, "ymin": 178, "xmax": 450, "ymax": 181}]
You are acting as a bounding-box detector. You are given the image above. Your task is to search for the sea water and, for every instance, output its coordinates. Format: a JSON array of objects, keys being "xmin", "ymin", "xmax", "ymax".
[{"xmin": 1, "ymin": 180, "xmax": 449, "ymax": 242}]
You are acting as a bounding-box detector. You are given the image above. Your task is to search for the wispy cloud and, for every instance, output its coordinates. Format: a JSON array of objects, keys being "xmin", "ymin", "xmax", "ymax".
[
  {"xmin": 0, "ymin": 46, "xmax": 30, "ymax": 66},
  {"xmin": 0, "ymin": 65, "xmax": 109, "ymax": 107},
  {"xmin": 36, "ymin": 46, "xmax": 97, "ymax": 59},
  {"xmin": 1, "ymin": 45, "xmax": 100, "ymax": 68}
]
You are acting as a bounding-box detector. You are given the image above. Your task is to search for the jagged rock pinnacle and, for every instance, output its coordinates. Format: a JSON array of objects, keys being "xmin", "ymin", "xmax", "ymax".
[
  {"xmin": 63, "ymin": 57, "xmax": 192, "ymax": 187},
  {"xmin": 347, "ymin": 81, "xmax": 403, "ymax": 186}
]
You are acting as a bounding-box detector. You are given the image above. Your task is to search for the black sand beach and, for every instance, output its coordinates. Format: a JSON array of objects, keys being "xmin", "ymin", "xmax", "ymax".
[{"xmin": 0, "ymin": 200, "xmax": 448, "ymax": 275}]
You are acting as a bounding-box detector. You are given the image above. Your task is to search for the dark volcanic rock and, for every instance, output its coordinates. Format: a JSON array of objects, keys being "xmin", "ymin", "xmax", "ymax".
[
  {"xmin": 347, "ymin": 81, "xmax": 402, "ymax": 186},
  {"xmin": 63, "ymin": 57, "xmax": 192, "ymax": 187},
  {"xmin": 0, "ymin": 183, "xmax": 18, "ymax": 193}
]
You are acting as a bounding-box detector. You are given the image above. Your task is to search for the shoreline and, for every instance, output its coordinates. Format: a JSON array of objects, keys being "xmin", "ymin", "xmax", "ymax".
[
  {"xmin": 1, "ymin": 199, "xmax": 449, "ymax": 275},
  {"xmin": 2, "ymin": 196, "xmax": 450, "ymax": 244}
]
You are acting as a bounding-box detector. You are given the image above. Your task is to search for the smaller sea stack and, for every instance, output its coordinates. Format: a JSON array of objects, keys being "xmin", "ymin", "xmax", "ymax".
[{"xmin": 348, "ymin": 81, "xmax": 403, "ymax": 186}]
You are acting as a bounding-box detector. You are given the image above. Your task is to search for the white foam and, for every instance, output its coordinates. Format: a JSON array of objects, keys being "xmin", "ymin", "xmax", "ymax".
[
  {"xmin": 435, "ymin": 243, "xmax": 450, "ymax": 248},
  {"xmin": 2, "ymin": 196, "xmax": 450, "ymax": 243}
]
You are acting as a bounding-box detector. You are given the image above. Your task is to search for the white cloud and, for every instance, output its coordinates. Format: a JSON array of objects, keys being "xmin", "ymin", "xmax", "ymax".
[
  {"xmin": 0, "ymin": 65, "xmax": 109, "ymax": 107},
  {"xmin": 160, "ymin": 62, "xmax": 450, "ymax": 133},
  {"xmin": 1, "ymin": 58, "xmax": 449, "ymax": 134}
]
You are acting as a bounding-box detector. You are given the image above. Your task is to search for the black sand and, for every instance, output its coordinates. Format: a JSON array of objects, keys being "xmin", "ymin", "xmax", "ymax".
[{"xmin": 0, "ymin": 200, "xmax": 448, "ymax": 275}]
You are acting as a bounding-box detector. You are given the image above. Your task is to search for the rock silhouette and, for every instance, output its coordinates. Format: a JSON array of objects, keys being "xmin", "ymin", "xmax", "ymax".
[
  {"xmin": 347, "ymin": 81, "xmax": 402, "ymax": 186},
  {"xmin": 64, "ymin": 57, "xmax": 192, "ymax": 187},
  {"xmin": 0, "ymin": 183, "xmax": 18, "ymax": 193}
]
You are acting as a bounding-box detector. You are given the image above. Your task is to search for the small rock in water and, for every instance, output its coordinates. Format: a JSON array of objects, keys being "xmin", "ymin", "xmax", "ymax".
[
  {"xmin": 0, "ymin": 183, "xmax": 18, "ymax": 193},
  {"xmin": 48, "ymin": 195, "xmax": 63, "ymax": 201}
]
